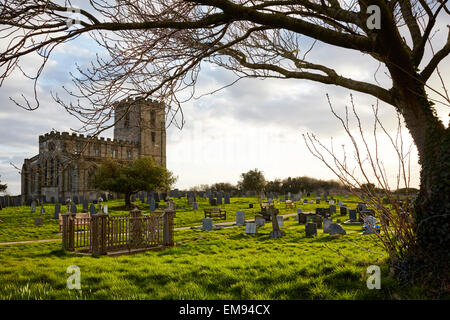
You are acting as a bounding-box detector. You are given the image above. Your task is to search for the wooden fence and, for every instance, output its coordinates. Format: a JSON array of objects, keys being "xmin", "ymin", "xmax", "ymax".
[{"xmin": 61, "ymin": 208, "xmax": 175, "ymax": 255}]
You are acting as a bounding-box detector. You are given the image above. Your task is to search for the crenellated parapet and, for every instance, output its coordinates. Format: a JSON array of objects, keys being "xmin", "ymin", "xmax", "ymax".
[{"xmin": 39, "ymin": 130, "xmax": 139, "ymax": 147}]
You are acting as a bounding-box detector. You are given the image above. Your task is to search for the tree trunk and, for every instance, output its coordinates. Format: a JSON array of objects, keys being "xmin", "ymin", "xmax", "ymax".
[{"xmin": 392, "ymin": 78, "xmax": 450, "ymax": 271}]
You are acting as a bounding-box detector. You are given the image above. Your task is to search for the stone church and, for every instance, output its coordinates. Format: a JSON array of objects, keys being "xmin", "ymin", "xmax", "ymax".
[{"xmin": 21, "ymin": 97, "xmax": 166, "ymax": 203}]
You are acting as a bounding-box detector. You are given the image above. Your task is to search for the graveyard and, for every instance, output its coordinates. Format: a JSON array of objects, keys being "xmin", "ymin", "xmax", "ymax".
[{"xmin": 0, "ymin": 193, "xmax": 430, "ymax": 299}]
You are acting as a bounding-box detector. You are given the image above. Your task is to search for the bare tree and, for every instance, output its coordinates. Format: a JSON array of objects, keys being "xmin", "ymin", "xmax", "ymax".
[{"xmin": 1, "ymin": 1, "xmax": 449, "ymax": 274}]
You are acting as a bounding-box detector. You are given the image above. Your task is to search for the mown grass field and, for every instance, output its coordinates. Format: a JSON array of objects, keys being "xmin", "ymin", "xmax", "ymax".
[{"xmin": 0, "ymin": 195, "xmax": 432, "ymax": 299}]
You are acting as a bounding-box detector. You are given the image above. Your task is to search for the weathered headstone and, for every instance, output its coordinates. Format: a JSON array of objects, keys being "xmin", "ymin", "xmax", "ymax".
[
  {"xmin": 224, "ymin": 194, "xmax": 230, "ymax": 204},
  {"xmin": 340, "ymin": 206, "xmax": 347, "ymax": 216},
  {"xmin": 54, "ymin": 204, "xmax": 61, "ymax": 219},
  {"xmin": 192, "ymin": 202, "xmax": 198, "ymax": 210},
  {"xmin": 89, "ymin": 203, "xmax": 96, "ymax": 216},
  {"xmin": 305, "ymin": 223, "xmax": 317, "ymax": 237},
  {"xmin": 362, "ymin": 216, "xmax": 377, "ymax": 235},
  {"xmin": 202, "ymin": 218, "xmax": 213, "ymax": 231},
  {"xmin": 349, "ymin": 209, "xmax": 357, "ymax": 221},
  {"xmin": 245, "ymin": 222, "xmax": 257, "ymax": 234},
  {"xmin": 255, "ymin": 214, "xmax": 265, "ymax": 227},
  {"xmin": 329, "ymin": 223, "xmax": 346, "ymax": 235},
  {"xmin": 149, "ymin": 199, "xmax": 156, "ymax": 212},
  {"xmin": 216, "ymin": 195, "xmax": 222, "ymax": 205},
  {"xmin": 34, "ymin": 217, "xmax": 44, "ymax": 226},
  {"xmin": 323, "ymin": 218, "xmax": 333, "ymax": 233},
  {"xmin": 31, "ymin": 200, "xmax": 36, "ymax": 213},
  {"xmin": 82, "ymin": 200, "xmax": 88, "ymax": 212},
  {"xmin": 103, "ymin": 205, "xmax": 108, "ymax": 214},
  {"xmin": 329, "ymin": 205, "xmax": 336, "ymax": 214},
  {"xmin": 236, "ymin": 211, "xmax": 245, "ymax": 226},
  {"xmin": 313, "ymin": 215, "xmax": 323, "ymax": 228},
  {"xmin": 70, "ymin": 203, "xmax": 77, "ymax": 213}
]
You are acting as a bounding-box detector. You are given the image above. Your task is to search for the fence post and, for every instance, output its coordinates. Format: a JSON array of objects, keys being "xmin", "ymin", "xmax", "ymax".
[
  {"xmin": 162, "ymin": 210, "xmax": 175, "ymax": 247},
  {"xmin": 92, "ymin": 213, "xmax": 108, "ymax": 255},
  {"xmin": 130, "ymin": 208, "xmax": 144, "ymax": 249},
  {"xmin": 62, "ymin": 213, "xmax": 73, "ymax": 250}
]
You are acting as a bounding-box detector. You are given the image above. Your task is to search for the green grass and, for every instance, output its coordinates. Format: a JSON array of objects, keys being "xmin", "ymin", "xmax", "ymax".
[
  {"xmin": 0, "ymin": 218, "xmax": 429, "ymax": 299},
  {"xmin": 0, "ymin": 195, "xmax": 432, "ymax": 299}
]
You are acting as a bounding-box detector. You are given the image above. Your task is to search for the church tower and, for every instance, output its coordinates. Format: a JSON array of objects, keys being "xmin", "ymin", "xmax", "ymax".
[{"xmin": 114, "ymin": 97, "xmax": 166, "ymax": 167}]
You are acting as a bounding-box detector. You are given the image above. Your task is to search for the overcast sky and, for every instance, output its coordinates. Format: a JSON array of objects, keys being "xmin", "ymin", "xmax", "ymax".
[{"xmin": 1, "ymin": 6, "xmax": 449, "ymax": 195}]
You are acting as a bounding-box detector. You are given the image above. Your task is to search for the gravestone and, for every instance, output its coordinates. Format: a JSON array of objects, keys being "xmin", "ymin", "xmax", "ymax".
[
  {"xmin": 305, "ymin": 223, "xmax": 317, "ymax": 237},
  {"xmin": 340, "ymin": 206, "xmax": 347, "ymax": 216},
  {"xmin": 89, "ymin": 203, "xmax": 96, "ymax": 216},
  {"xmin": 349, "ymin": 209, "xmax": 357, "ymax": 221},
  {"xmin": 277, "ymin": 216, "xmax": 284, "ymax": 227},
  {"xmin": 40, "ymin": 206, "xmax": 45, "ymax": 214},
  {"xmin": 31, "ymin": 201, "xmax": 36, "ymax": 213},
  {"xmin": 34, "ymin": 217, "xmax": 44, "ymax": 226},
  {"xmin": 82, "ymin": 200, "xmax": 88, "ymax": 212},
  {"xmin": 249, "ymin": 203, "xmax": 253, "ymax": 208},
  {"xmin": 103, "ymin": 205, "xmax": 108, "ymax": 214},
  {"xmin": 298, "ymin": 212, "xmax": 307, "ymax": 224},
  {"xmin": 362, "ymin": 216, "xmax": 377, "ymax": 235},
  {"xmin": 236, "ymin": 211, "xmax": 245, "ymax": 226},
  {"xmin": 255, "ymin": 214, "xmax": 265, "ymax": 227},
  {"xmin": 224, "ymin": 194, "xmax": 230, "ymax": 204},
  {"xmin": 216, "ymin": 195, "xmax": 222, "ymax": 205},
  {"xmin": 338, "ymin": 201, "xmax": 343, "ymax": 206},
  {"xmin": 54, "ymin": 204, "xmax": 61, "ymax": 219},
  {"xmin": 313, "ymin": 215, "xmax": 323, "ymax": 228},
  {"xmin": 70, "ymin": 203, "xmax": 77, "ymax": 214},
  {"xmin": 245, "ymin": 222, "xmax": 257, "ymax": 234},
  {"xmin": 149, "ymin": 199, "xmax": 156, "ymax": 212},
  {"xmin": 192, "ymin": 202, "xmax": 199, "ymax": 210},
  {"xmin": 202, "ymin": 218, "xmax": 213, "ymax": 231},
  {"xmin": 329, "ymin": 205, "xmax": 336, "ymax": 214},
  {"xmin": 323, "ymin": 218, "xmax": 333, "ymax": 233},
  {"xmin": 210, "ymin": 198, "xmax": 217, "ymax": 206},
  {"xmin": 329, "ymin": 223, "xmax": 346, "ymax": 235}
]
